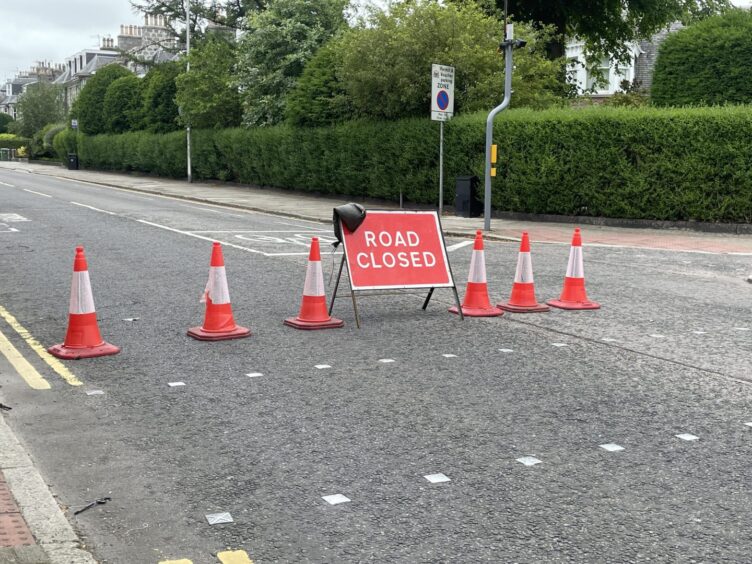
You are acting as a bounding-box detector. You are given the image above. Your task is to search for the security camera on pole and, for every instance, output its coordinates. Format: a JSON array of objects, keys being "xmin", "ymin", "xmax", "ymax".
[
  {"xmin": 431, "ymin": 64, "xmax": 454, "ymax": 216},
  {"xmin": 483, "ymin": 2, "xmax": 527, "ymax": 231}
]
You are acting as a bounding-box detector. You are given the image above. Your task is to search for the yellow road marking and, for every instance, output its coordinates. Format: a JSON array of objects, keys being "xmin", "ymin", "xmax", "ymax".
[
  {"xmin": 0, "ymin": 328, "xmax": 50, "ymax": 390},
  {"xmin": 0, "ymin": 305, "xmax": 83, "ymax": 386},
  {"xmin": 218, "ymin": 550, "xmax": 254, "ymax": 564},
  {"xmin": 158, "ymin": 560, "xmax": 192, "ymax": 564}
]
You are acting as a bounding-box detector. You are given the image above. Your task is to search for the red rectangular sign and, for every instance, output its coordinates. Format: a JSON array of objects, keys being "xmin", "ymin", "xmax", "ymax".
[{"xmin": 341, "ymin": 211, "xmax": 454, "ymax": 290}]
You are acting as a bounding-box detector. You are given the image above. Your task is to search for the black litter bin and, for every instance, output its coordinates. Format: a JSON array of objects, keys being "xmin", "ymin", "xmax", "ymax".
[
  {"xmin": 455, "ymin": 175, "xmax": 483, "ymax": 217},
  {"xmin": 67, "ymin": 153, "xmax": 79, "ymax": 170}
]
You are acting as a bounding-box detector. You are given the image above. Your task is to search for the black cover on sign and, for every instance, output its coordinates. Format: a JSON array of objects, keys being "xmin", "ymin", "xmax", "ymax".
[{"xmin": 332, "ymin": 203, "xmax": 366, "ymax": 247}]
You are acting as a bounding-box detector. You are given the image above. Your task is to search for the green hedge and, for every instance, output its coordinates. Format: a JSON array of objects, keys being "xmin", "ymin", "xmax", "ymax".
[
  {"xmin": 52, "ymin": 129, "xmax": 78, "ymax": 161},
  {"xmin": 65, "ymin": 105, "xmax": 752, "ymax": 223},
  {"xmin": 0, "ymin": 134, "xmax": 30, "ymax": 150}
]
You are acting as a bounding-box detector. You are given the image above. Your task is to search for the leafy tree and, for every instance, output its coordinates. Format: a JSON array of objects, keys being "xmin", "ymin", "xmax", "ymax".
[
  {"xmin": 235, "ymin": 0, "xmax": 348, "ymax": 126},
  {"xmin": 11, "ymin": 82, "xmax": 65, "ymax": 138},
  {"xmin": 311, "ymin": 1, "xmax": 565, "ymax": 122},
  {"xmin": 72, "ymin": 64, "xmax": 132, "ymax": 135},
  {"xmin": 104, "ymin": 75, "xmax": 143, "ymax": 133},
  {"xmin": 0, "ymin": 113, "xmax": 13, "ymax": 134},
  {"xmin": 285, "ymin": 38, "xmax": 353, "ymax": 126},
  {"xmin": 175, "ymin": 36, "xmax": 242, "ymax": 129},
  {"xmin": 141, "ymin": 61, "xmax": 182, "ymax": 133},
  {"xmin": 652, "ymin": 9, "xmax": 752, "ymax": 106},
  {"xmin": 497, "ymin": 0, "xmax": 731, "ymax": 61},
  {"xmin": 130, "ymin": 0, "xmax": 265, "ymax": 37}
]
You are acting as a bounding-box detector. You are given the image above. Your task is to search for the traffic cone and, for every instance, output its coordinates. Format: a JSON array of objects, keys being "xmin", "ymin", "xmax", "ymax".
[
  {"xmin": 547, "ymin": 228, "xmax": 601, "ymax": 310},
  {"xmin": 449, "ymin": 230, "xmax": 503, "ymax": 317},
  {"xmin": 284, "ymin": 237, "xmax": 344, "ymax": 330},
  {"xmin": 498, "ymin": 232, "xmax": 549, "ymax": 313},
  {"xmin": 188, "ymin": 242, "xmax": 251, "ymax": 340},
  {"xmin": 48, "ymin": 246, "xmax": 120, "ymax": 359}
]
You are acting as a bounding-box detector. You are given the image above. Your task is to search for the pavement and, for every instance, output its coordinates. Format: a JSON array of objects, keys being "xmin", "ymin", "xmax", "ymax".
[
  {"xmin": 2, "ymin": 161, "xmax": 752, "ymax": 255},
  {"xmin": 0, "ymin": 162, "xmax": 751, "ymax": 563}
]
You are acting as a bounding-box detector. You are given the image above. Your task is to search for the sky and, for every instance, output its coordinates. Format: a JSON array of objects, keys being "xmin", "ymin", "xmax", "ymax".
[{"xmin": 2, "ymin": 0, "xmax": 752, "ymax": 83}]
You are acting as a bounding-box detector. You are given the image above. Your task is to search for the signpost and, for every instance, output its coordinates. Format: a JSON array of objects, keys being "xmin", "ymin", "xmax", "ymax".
[
  {"xmin": 431, "ymin": 64, "xmax": 454, "ymax": 217},
  {"xmin": 330, "ymin": 210, "xmax": 462, "ymax": 327}
]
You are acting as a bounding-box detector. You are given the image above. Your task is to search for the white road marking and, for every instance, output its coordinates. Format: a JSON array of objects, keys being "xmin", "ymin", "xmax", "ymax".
[
  {"xmin": 649, "ymin": 334, "xmax": 665, "ymax": 339},
  {"xmin": 692, "ymin": 331, "xmax": 707, "ymax": 335},
  {"xmin": 378, "ymin": 358, "xmax": 395, "ymax": 363},
  {"xmin": 601, "ymin": 338, "xmax": 619, "ymax": 343},
  {"xmin": 190, "ymin": 230, "xmax": 331, "ymax": 234},
  {"xmin": 424, "ymin": 473, "xmax": 451, "ymax": 483},
  {"xmin": 0, "ymin": 223, "xmax": 18, "ymax": 233},
  {"xmin": 675, "ymin": 433, "xmax": 699, "ymax": 441},
  {"xmin": 498, "ymin": 348, "xmax": 514, "ymax": 353},
  {"xmin": 322, "ymin": 494, "xmax": 350, "ymax": 505},
  {"xmin": 86, "ymin": 390, "xmax": 104, "ymax": 396},
  {"xmin": 246, "ymin": 372, "xmax": 263, "ymax": 378},
  {"xmin": 733, "ymin": 327, "xmax": 749, "ymax": 331},
  {"xmin": 516, "ymin": 456, "xmax": 542, "ymax": 466},
  {"xmin": 446, "ymin": 240, "xmax": 474, "ymax": 252},
  {"xmin": 599, "ymin": 443, "xmax": 624, "ymax": 452},
  {"xmin": 178, "ymin": 204, "xmax": 245, "ymax": 218},
  {"xmin": 137, "ymin": 219, "xmax": 266, "ymax": 255},
  {"xmin": 0, "ymin": 213, "xmax": 29, "ymax": 222},
  {"xmin": 552, "ymin": 343, "xmax": 568, "ymax": 347},
  {"xmin": 315, "ymin": 364, "xmax": 331, "ymax": 369},
  {"xmin": 745, "ymin": 422, "xmax": 752, "ymax": 427},
  {"xmin": 70, "ymin": 201, "xmax": 117, "ymax": 215},
  {"xmin": 168, "ymin": 382, "xmax": 186, "ymax": 387},
  {"xmin": 0, "ymin": 181, "xmax": 15, "ymax": 187},
  {"xmin": 442, "ymin": 353, "xmax": 457, "ymax": 358},
  {"xmin": 23, "ymin": 189, "xmax": 52, "ymax": 198},
  {"xmin": 122, "ymin": 317, "xmax": 140, "ymax": 322}
]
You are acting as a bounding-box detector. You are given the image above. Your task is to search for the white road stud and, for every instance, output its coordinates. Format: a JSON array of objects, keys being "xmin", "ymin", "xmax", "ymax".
[
  {"xmin": 424, "ymin": 473, "xmax": 451, "ymax": 484},
  {"xmin": 322, "ymin": 494, "xmax": 350, "ymax": 505}
]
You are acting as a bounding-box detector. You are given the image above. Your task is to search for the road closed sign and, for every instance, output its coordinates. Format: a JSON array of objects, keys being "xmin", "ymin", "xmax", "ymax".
[{"xmin": 341, "ymin": 211, "xmax": 455, "ymax": 290}]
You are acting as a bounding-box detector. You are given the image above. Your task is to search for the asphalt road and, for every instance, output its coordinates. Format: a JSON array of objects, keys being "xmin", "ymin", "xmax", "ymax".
[{"xmin": 1, "ymin": 168, "xmax": 751, "ymax": 563}]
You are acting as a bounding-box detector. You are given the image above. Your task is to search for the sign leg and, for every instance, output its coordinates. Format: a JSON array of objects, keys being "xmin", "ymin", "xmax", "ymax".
[
  {"xmin": 439, "ymin": 121, "xmax": 444, "ymax": 217},
  {"xmin": 422, "ymin": 288, "xmax": 435, "ymax": 310},
  {"xmin": 452, "ymin": 286, "xmax": 464, "ymax": 320},
  {"xmin": 328, "ymin": 255, "xmax": 346, "ymax": 316},
  {"xmin": 343, "ymin": 260, "xmax": 361, "ymax": 329}
]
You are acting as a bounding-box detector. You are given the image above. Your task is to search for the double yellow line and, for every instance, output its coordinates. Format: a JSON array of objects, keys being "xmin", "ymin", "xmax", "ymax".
[{"xmin": 0, "ymin": 305, "xmax": 82, "ymax": 389}]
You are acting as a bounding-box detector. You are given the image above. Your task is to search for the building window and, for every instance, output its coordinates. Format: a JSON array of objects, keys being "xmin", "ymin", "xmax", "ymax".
[{"xmin": 586, "ymin": 57, "xmax": 611, "ymax": 91}]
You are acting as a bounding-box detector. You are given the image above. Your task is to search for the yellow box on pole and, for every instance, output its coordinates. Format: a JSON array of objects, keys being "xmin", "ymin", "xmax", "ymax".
[
  {"xmin": 491, "ymin": 167, "xmax": 497, "ymax": 177},
  {"xmin": 491, "ymin": 144, "xmax": 498, "ymax": 164}
]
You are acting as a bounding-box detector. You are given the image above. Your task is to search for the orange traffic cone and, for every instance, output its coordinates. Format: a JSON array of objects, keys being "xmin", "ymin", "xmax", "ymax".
[
  {"xmin": 48, "ymin": 246, "xmax": 120, "ymax": 359},
  {"xmin": 449, "ymin": 230, "xmax": 503, "ymax": 317},
  {"xmin": 188, "ymin": 242, "xmax": 251, "ymax": 341},
  {"xmin": 498, "ymin": 232, "xmax": 549, "ymax": 313},
  {"xmin": 284, "ymin": 237, "xmax": 344, "ymax": 330},
  {"xmin": 547, "ymin": 228, "xmax": 601, "ymax": 310}
]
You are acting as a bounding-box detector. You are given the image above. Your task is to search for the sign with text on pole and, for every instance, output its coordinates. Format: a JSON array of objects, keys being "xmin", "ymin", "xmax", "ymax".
[
  {"xmin": 329, "ymin": 210, "xmax": 463, "ymax": 327},
  {"xmin": 431, "ymin": 64, "xmax": 454, "ymax": 218}
]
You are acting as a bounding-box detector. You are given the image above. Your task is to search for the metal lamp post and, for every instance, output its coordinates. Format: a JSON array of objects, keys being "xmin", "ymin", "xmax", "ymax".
[{"xmin": 185, "ymin": 1, "xmax": 192, "ymax": 183}]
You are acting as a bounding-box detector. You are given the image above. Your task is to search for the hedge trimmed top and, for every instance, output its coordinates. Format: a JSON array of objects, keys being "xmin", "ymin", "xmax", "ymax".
[{"xmin": 652, "ymin": 9, "xmax": 752, "ymax": 107}]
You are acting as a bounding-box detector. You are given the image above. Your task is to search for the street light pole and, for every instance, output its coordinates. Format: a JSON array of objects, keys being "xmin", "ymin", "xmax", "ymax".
[{"xmin": 185, "ymin": 1, "xmax": 192, "ymax": 183}]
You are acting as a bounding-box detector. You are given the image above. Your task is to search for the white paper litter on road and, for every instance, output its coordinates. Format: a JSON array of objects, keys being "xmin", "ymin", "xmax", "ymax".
[
  {"xmin": 424, "ymin": 473, "xmax": 451, "ymax": 483},
  {"xmin": 322, "ymin": 494, "xmax": 350, "ymax": 505},
  {"xmin": 600, "ymin": 443, "xmax": 625, "ymax": 452},
  {"xmin": 205, "ymin": 512, "xmax": 233, "ymax": 525},
  {"xmin": 516, "ymin": 456, "xmax": 542, "ymax": 466},
  {"xmin": 676, "ymin": 433, "xmax": 699, "ymax": 441}
]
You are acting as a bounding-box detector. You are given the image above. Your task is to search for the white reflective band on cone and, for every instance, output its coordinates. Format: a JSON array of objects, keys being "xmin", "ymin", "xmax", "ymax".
[
  {"xmin": 515, "ymin": 252, "xmax": 534, "ymax": 283},
  {"xmin": 202, "ymin": 266, "xmax": 231, "ymax": 304},
  {"xmin": 303, "ymin": 260, "xmax": 325, "ymax": 297},
  {"xmin": 566, "ymin": 246, "xmax": 585, "ymax": 278},
  {"xmin": 467, "ymin": 250, "xmax": 487, "ymax": 283},
  {"xmin": 69, "ymin": 271, "xmax": 96, "ymax": 314}
]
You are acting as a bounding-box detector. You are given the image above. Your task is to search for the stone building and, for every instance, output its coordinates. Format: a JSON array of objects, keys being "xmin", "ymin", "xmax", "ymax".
[
  {"xmin": 566, "ymin": 22, "xmax": 683, "ymax": 97},
  {"xmin": 0, "ymin": 62, "xmax": 64, "ymax": 119}
]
